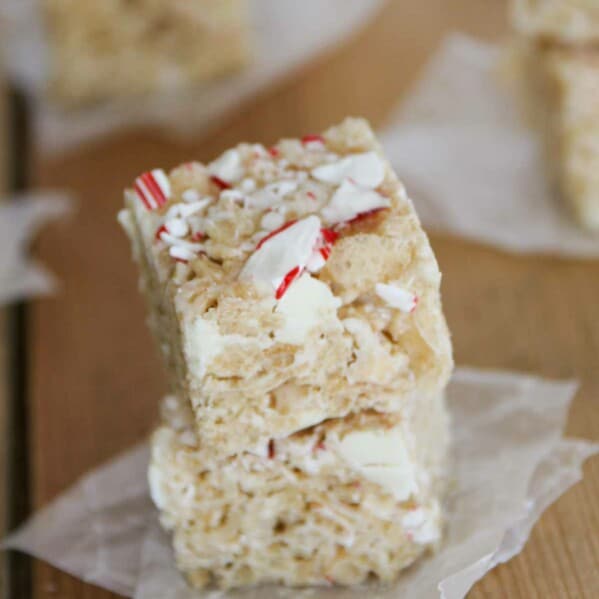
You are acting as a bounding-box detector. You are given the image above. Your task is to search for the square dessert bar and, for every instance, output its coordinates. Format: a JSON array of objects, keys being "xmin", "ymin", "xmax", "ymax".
[
  {"xmin": 43, "ymin": 0, "xmax": 250, "ymax": 106},
  {"xmin": 150, "ymin": 391, "xmax": 449, "ymax": 589},
  {"xmin": 120, "ymin": 118, "xmax": 453, "ymax": 455},
  {"xmin": 511, "ymin": 0, "xmax": 599, "ymax": 43}
]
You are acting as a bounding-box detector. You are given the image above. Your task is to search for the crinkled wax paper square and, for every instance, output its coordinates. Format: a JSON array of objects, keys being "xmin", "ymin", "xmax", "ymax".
[
  {"xmin": 4, "ymin": 368, "xmax": 597, "ymax": 598},
  {"xmin": 380, "ymin": 34, "xmax": 599, "ymax": 258},
  {"xmin": 0, "ymin": 192, "xmax": 72, "ymax": 304},
  {"xmin": 0, "ymin": 0, "xmax": 383, "ymax": 154}
]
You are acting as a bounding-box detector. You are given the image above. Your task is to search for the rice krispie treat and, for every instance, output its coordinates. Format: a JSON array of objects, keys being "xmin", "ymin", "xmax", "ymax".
[
  {"xmin": 119, "ymin": 118, "xmax": 453, "ymax": 455},
  {"xmin": 510, "ymin": 4, "xmax": 599, "ymax": 229},
  {"xmin": 43, "ymin": 0, "xmax": 250, "ymax": 106},
  {"xmin": 149, "ymin": 391, "xmax": 449, "ymax": 590},
  {"xmin": 511, "ymin": 0, "xmax": 599, "ymax": 44}
]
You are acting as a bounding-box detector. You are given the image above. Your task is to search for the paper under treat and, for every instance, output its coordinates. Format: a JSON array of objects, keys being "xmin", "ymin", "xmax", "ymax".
[
  {"xmin": 4, "ymin": 369, "xmax": 598, "ymax": 599},
  {"xmin": 119, "ymin": 117, "xmax": 453, "ymax": 456},
  {"xmin": 42, "ymin": 0, "xmax": 251, "ymax": 106},
  {"xmin": 149, "ymin": 391, "xmax": 449, "ymax": 590},
  {"xmin": 0, "ymin": 192, "xmax": 72, "ymax": 304}
]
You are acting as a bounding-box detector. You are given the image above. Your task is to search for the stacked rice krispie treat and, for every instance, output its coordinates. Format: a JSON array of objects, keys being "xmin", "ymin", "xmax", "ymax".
[
  {"xmin": 43, "ymin": 0, "xmax": 251, "ymax": 106},
  {"xmin": 510, "ymin": 0, "xmax": 599, "ymax": 230},
  {"xmin": 120, "ymin": 118, "xmax": 453, "ymax": 589}
]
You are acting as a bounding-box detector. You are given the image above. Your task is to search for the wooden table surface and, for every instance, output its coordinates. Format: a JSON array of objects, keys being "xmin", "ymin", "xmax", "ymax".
[{"xmin": 5, "ymin": 0, "xmax": 599, "ymax": 597}]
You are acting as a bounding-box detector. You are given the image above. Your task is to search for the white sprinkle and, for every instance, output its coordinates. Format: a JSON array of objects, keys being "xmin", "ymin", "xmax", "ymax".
[
  {"xmin": 260, "ymin": 211, "xmax": 286, "ymax": 231},
  {"xmin": 182, "ymin": 188, "xmax": 200, "ymax": 203},
  {"xmin": 321, "ymin": 179, "xmax": 390, "ymax": 225},
  {"xmin": 375, "ymin": 283, "xmax": 418, "ymax": 313},
  {"xmin": 240, "ymin": 178, "xmax": 257, "ymax": 192},
  {"xmin": 160, "ymin": 233, "xmax": 204, "ymax": 251},
  {"xmin": 246, "ymin": 180, "xmax": 299, "ymax": 210},
  {"xmin": 220, "ymin": 189, "xmax": 245, "ymax": 203},
  {"xmin": 165, "ymin": 217, "xmax": 189, "ymax": 238},
  {"xmin": 169, "ymin": 245, "xmax": 196, "ymax": 261},
  {"xmin": 312, "ymin": 151, "xmax": 385, "ymax": 188}
]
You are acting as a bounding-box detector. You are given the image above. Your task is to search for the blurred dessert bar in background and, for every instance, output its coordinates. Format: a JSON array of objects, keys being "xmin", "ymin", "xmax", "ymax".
[
  {"xmin": 119, "ymin": 118, "xmax": 453, "ymax": 457},
  {"xmin": 43, "ymin": 0, "xmax": 251, "ymax": 106},
  {"xmin": 150, "ymin": 391, "xmax": 449, "ymax": 589},
  {"xmin": 510, "ymin": 0, "xmax": 599, "ymax": 229}
]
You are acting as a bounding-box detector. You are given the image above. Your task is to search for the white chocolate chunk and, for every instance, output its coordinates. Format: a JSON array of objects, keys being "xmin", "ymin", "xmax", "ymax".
[
  {"xmin": 275, "ymin": 274, "xmax": 341, "ymax": 345},
  {"xmin": 335, "ymin": 429, "xmax": 418, "ymax": 501},
  {"xmin": 322, "ymin": 179, "xmax": 390, "ymax": 225},
  {"xmin": 208, "ymin": 149, "xmax": 244, "ymax": 183},
  {"xmin": 240, "ymin": 216, "xmax": 321, "ymax": 294},
  {"xmin": 375, "ymin": 283, "xmax": 418, "ymax": 313},
  {"xmin": 311, "ymin": 151, "xmax": 385, "ymax": 188}
]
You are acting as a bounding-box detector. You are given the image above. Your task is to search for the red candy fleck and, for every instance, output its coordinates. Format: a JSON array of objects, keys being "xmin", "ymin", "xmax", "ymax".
[
  {"xmin": 320, "ymin": 228, "xmax": 338, "ymax": 244},
  {"xmin": 256, "ymin": 219, "xmax": 298, "ymax": 250},
  {"xmin": 301, "ymin": 134, "xmax": 325, "ymax": 145},
  {"xmin": 314, "ymin": 440, "xmax": 326, "ymax": 452},
  {"xmin": 155, "ymin": 224, "xmax": 168, "ymax": 241},
  {"xmin": 306, "ymin": 191, "xmax": 316, "ymax": 200},
  {"xmin": 268, "ymin": 146, "xmax": 280, "ymax": 157},
  {"xmin": 191, "ymin": 231, "xmax": 205, "ymax": 242},
  {"xmin": 319, "ymin": 247, "xmax": 330, "ymax": 260},
  {"xmin": 275, "ymin": 266, "xmax": 301, "ymax": 300},
  {"xmin": 410, "ymin": 295, "xmax": 420, "ymax": 313},
  {"xmin": 268, "ymin": 439, "xmax": 276, "ymax": 459},
  {"xmin": 210, "ymin": 175, "xmax": 231, "ymax": 190}
]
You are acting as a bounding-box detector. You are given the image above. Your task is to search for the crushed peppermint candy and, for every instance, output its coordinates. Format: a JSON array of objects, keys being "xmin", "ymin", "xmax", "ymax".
[
  {"xmin": 321, "ymin": 179, "xmax": 390, "ymax": 225},
  {"xmin": 375, "ymin": 283, "xmax": 419, "ymax": 313},
  {"xmin": 311, "ymin": 151, "xmax": 385, "ymax": 188},
  {"xmin": 208, "ymin": 149, "xmax": 244, "ymax": 184},
  {"xmin": 302, "ymin": 134, "xmax": 326, "ymax": 151},
  {"xmin": 210, "ymin": 175, "xmax": 231, "ymax": 191},
  {"xmin": 134, "ymin": 169, "xmax": 171, "ymax": 210},
  {"xmin": 241, "ymin": 216, "xmax": 327, "ymax": 299}
]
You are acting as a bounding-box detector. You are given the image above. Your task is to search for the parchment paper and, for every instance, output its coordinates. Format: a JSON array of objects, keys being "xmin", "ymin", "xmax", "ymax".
[
  {"xmin": 381, "ymin": 34, "xmax": 599, "ymax": 257},
  {"xmin": 0, "ymin": 0, "xmax": 384, "ymax": 155},
  {"xmin": 4, "ymin": 368, "xmax": 597, "ymax": 598},
  {"xmin": 0, "ymin": 191, "xmax": 72, "ymax": 303}
]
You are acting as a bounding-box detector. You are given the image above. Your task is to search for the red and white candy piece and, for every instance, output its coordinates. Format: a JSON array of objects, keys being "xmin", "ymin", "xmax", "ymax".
[
  {"xmin": 321, "ymin": 179, "xmax": 390, "ymax": 226},
  {"xmin": 375, "ymin": 283, "xmax": 419, "ymax": 313},
  {"xmin": 301, "ymin": 134, "xmax": 326, "ymax": 151},
  {"xmin": 208, "ymin": 149, "xmax": 244, "ymax": 188},
  {"xmin": 311, "ymin": 151, "xmax": 385, "ymax": 188},
  {"xmin": 134, "ymin": 169, "xmax": 171, "ymax": 210},
  {"xmin": 240, "ymin": 216, "xmax": 323, "ymax": 299}
]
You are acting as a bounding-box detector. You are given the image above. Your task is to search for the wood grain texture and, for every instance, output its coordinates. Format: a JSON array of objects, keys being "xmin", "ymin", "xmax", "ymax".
[{"xmin": 24, "ymin": 0, "xmax": 598, "ymax": 597}]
